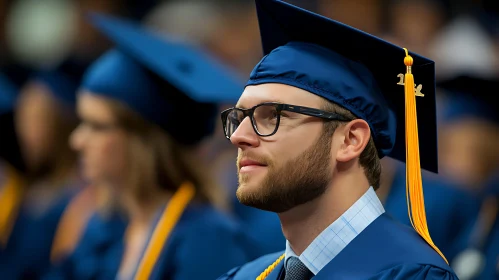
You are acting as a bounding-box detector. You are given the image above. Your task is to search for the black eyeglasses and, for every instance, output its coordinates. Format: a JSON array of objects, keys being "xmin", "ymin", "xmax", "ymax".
[{"xmin": 221, "ymin": 102, "xmax": 353, "ymax": 139}]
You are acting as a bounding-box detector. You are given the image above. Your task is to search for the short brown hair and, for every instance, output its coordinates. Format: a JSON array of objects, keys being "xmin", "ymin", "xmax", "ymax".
[
  {"xmin": 107, "ymin": 98, "xmax": 228, "ymax": 210},
  {"xmin": 321, "ymin": 100, "xmax": 382, "ymax": 190}
]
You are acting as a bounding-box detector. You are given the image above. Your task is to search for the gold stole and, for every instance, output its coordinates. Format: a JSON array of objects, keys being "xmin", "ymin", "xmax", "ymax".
[
  {"xmin": 50, "ymin": 184, "xmax": 100, "ymax": 263},
  {"xmin": 0, "ymin": 164, "xmax": 24, "ymax": 247},
  {"xmin": 134, "ymin": 182, "xmax": 196, "ymax": 279}
]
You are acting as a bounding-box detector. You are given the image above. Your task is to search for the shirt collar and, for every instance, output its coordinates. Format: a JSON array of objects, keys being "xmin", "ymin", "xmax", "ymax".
[{"xmin": 284, "ymin": 186, "xmax": 385, "ymax": 275}]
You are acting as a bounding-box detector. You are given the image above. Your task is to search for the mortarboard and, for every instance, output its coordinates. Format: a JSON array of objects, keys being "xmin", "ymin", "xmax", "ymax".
[
  {"xmin": 0, "ymin": 73, "xmax": 25, "ymax": 173},
  {"xmin": 82, "ymin": 13, "xmax": 243, "ymax": 145},
  {"xmin": 246, "ymin": 0, "xmax": 446, "ymax": 262},
  {"xmin": 0, "ymin": 74, "xmax": 18, "ymax": 115},
  {"xmin": 437, "ymin": 75, "xmax": 499, "ymax": 125}
]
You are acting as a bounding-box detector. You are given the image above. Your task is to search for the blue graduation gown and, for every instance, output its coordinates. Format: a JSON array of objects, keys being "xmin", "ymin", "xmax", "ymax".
[
  {"xmin": 384, "ymin": 166, "xmax": 481, "ymax": 261},
  {"xmin": 452, "ymin": 175, "xmax": 499, "ymax": 280},
  {"xmin": 45, "ymin": 203, "xmax": 258, "ymax": 280},
  {"xmin": 477, "ymin": 176, "xmax": 499, "ymax": 280},
  {"xmin": 478, "ymin": 217, "xmax": 499, "ymax": 280},
  {"xmin": 0, "ymin": 188, "xmax": 76, "ymax": 280},
  {"xmin": 218, "ymin": 214, "xmax": 458, "ymax": 279}
]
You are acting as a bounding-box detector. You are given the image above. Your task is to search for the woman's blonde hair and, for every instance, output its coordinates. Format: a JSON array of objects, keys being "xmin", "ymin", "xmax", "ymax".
[{"xmin": 106, "ymin": 98, "xmax": 228, "ymax": 211}]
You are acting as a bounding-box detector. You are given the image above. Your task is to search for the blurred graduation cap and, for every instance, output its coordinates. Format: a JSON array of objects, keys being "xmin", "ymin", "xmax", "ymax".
[
  {"xmin": 82, "ymin": 13, "xmax": 243, "ymax": 145},
  {"xmin": 437, "ymin": 75, "xmax": 499, "ymax": 125},
  {"xmin": 0, "ymin": 74, "xmax": 25, "ymax": 173},
  {"xmin": 247, "ymin": 0, "xmax": 445, "ymax": 261},
  {"xmin": 0, "ymin": 74, "xmax": 18, "ymax": 115}
]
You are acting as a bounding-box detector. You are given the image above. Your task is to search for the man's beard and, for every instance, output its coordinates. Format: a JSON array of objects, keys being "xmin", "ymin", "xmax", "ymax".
[{"xmin": 236, "ymin": 132, "xmax": 332, "ymax": 213}]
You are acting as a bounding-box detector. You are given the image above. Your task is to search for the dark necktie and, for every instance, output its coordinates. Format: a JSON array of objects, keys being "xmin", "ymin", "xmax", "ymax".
[{"xmin": 284, "ymin": 257, "xmax": 314, "ymax": 280}]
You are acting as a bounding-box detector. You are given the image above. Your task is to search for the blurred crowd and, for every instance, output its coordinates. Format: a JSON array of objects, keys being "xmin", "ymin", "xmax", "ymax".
[{"xmin": 0, "ymin": 0, "xmax": 498, "ymax": 279}]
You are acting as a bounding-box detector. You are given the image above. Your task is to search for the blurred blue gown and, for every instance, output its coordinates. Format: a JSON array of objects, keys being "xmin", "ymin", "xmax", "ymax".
[
  {"xmin": 218, "ymin": 213, "xmax": 458, "ymax": 279},
  {"xmin": 0, "ymin": 66, "xmax": 85, "ymax": 280},
  {"xmin": 232, "ymin": 199, "xmax": 285, "ymax": 254},
  {"xmin": 218, "ymin": 151, "xmax": 285, "ymax": 255},
  {"xmin": 451, "ymin": 173, "xmax": 499, "ymax": 280},
  {"xmin": 44, "ymin": 202, "xmax": 258, "ymax": 280},
  {"xmin": 0, "ymin": 176, "xmax": 80, "ymax": 280},
  {"xmin": 384, "ymin": 164, "xmax": 481, "ymax": 261},
  {"xmin": 480, "ymin": 174, "xmax": 499, "ymax": 280},
  {"xmin": 480, "ymin": 217, "xmax": 499, "ymax": 280}
]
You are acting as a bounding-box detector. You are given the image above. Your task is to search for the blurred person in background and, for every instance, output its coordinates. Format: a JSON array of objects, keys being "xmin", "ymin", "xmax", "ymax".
[
  {"xmin": 0, "ymin": 2, "xmax": 137, "ymax": 276},
  {"xmin": 432, "ymin": 75, "xmax": 499, "ymax": 280},
  {"xmin": 145, "ymin": 0, "xmax": 286, "ymax": 255},
  {"xmin": 436, "ymin": 75, "xmax": 499, "ymax": 192},
  {"xmin": 376, "ymin": 157, "xmax": 481, "ymax": 262},
  {"xmin": 429, "ymin": 14, "xmax": 499, "ymax": 80},
  {"xmin": 0, "ymin": 73, "xmax": 26, "ymax": 248},
  {"xmin": 452, "ymin": 173, "xmax": 499, "ymax": 280},
  {"xmin": 454, "ymin": 179, "xmax": 499, "ymax": 280},
  {"xmin": 44, "ymin": 14, "xmax": 257, "ymax": 280},
  {"xmin": 382, "ymin": 0, "xmax": 449, "ymax": 58},
  {"xmin": 427, "ymin": 6, "xmax": 499, "ymax": 191},
  {"xmin": 145, "ymin": 0, "xmax": 262, "ymax": 78},
  {"xmin": 0, "ymin": 4, "xmax": 31, "ymax": 258},
  {"xmin": 0, "ymin": 57, "xmax": 88, "ymax": 279},
  {"xmin": 317, "ymin": 0, "xmax": 384, "ymax": 36}
]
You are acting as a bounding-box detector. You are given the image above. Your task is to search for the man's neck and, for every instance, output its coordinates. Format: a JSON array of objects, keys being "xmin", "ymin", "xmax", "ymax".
[
  {"xmin": 278, "ymin": 171, "xmax": 370, "ymax": 255},
  {"xmin": 376, "ymin": 158, "xmax": 398, "ymax": 204}
]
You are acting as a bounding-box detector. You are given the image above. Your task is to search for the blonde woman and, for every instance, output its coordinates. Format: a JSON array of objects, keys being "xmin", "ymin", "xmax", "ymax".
[
  {"xmin": 0, "ymin": 59, "xmax": 88, "ymax": 279},
  {"xmin": 44, "ymin": 14, "xmax": 257, "ymax": 280}
]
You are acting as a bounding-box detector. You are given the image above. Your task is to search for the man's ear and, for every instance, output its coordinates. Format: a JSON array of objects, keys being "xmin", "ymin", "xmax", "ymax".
[{"xmin": 335, "ymin": 119, "xmax": 371, "ymax": 162}]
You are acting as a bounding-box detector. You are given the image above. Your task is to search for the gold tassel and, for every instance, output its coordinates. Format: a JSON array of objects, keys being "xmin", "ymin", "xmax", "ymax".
[{"xmin": 403, "ymin": 48, "xmax": 448, "ymax": 264}]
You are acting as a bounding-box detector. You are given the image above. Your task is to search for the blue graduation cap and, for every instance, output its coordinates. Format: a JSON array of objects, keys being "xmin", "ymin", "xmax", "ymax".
[
  {"xmin": 250, "ymin": 0, "xmax": 438, "ymax": 172},
  {"xmin": 0, "ymin": 73, "xmax": 18, "ymax": 115},
  {"xmin": 82, "ymin": 13, "xmax": 244, "ymax": 145},
  {"xmin": 437, "ymin": 75, "xmax": 499, "ymax": 125},
  {"xmin": 246, "ymin": 0, "xmax": 446, "ymax": 262},
  {"xmin": 0, "ymin": 73, "xmax": 25, "ymax": 172}
]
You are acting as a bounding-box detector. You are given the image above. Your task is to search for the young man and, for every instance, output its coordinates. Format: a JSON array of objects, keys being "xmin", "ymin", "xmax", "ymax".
[{"xmin": 218, "ymin": 0, "xmax": 458, "ymax": 279}]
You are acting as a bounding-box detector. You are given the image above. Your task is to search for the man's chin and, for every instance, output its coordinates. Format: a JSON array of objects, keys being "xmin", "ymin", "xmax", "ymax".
[
  {"xmin": 235, "ymin": 182, "xmax": 257, "ymax": 200},
  {"xmin": 236, "ymin": 188, "xmax": 288, "ymax": 213}
]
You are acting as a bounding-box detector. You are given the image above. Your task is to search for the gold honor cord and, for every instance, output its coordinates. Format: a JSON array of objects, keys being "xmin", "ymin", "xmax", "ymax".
[
  {"xmin": 256, "ymin": 253, "xmax": 285, "ymax": 280},
  {"xmin": 134, "ymin": 182, "xmax": 196, "ymax": 280}
]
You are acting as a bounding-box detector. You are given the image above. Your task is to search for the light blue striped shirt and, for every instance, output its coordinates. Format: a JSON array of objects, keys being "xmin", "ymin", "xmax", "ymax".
[{"xmin": 284, "ymin": 187, "xmax": 385, "ymax": 275}]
